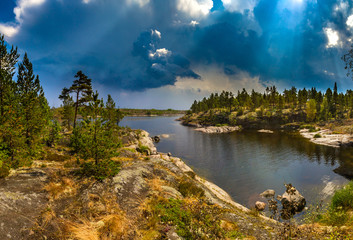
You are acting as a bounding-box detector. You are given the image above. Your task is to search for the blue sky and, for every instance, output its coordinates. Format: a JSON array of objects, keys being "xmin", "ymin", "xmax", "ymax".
[{"xmin": 1, "ymin": 0, "xmax": 353, "ymax": 109}]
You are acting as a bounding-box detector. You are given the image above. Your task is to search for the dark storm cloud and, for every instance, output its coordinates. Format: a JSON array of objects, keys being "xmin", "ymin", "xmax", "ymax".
[
  {"xmin": 184, "ymin": 0, "xmax": 353, "ymax": 88},
  {"xmin": 2, "ymin": 0, "xmax": 353, "ymax": 96}
]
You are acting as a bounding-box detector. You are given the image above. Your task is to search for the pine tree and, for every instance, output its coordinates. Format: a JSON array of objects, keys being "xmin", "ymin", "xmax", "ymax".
[
  {"xmin": 71, "ymin": 91, "xmax": 119, "ymax": 165},
  {"xmin": 59, "ymin": 87, "xmax": 75, "ymax": 130},
  {"xmin": 0, "ymin": 34, "xmax": 19, "ymax": 122},
  {"xmin": 69, "ymin": 71, "xmax": 93, "ymax": 128},
  {"xmin": 17, "ymin": 53, "xmax": 50, "ymax": 153}
]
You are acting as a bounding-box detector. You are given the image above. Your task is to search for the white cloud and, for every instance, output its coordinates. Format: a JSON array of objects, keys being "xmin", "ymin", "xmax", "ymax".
[
  {"xmin": 14, "ymin": 0, "xmax": 46, "ymax": 23},
  {"xmin": 149, "ymin": 48, "xmax": 172, "ymax": 59},
  {"xmin": 347, "ymin": 15, "xmax": 353, "ymax": 28},
  {"xmin": 222, "ymin": 0, "xmax": 258, "ymax": 13},
  {"xmin": 177, "ymin": 0, "xmax": 213, "ymax": 17},
  {"xmin": 0, "ymin": 0, "xmax": 46, "ymax": 38},
  {"xmin": 190, "ymin": 20, "xmax": 199, "ymax": 26},
  {"xmin": 82, "ymin": 0, "xmax": 92, "ymax": 4},
  {"xmin": 151, "ymin": 29, "xmax": 161, "ymax": 39},
  {"xmin": 324, "ymin": 28, "xmax": 341, "ymax": 48},
  {"xmin": 334, "ymin": 0, "xmax": 349, "ymax": 17},
  {"xmin": 0, "ymin": 24, "xmax": 20, "ymax": 38},
  {"xmin": 126, "ymin": 0, "xmax": 150, "ymax": 7}
]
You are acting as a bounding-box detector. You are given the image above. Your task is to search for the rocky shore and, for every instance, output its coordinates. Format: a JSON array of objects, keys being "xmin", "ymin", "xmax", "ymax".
[
  {"xmin": 0, "ymin": 129, "xmax": 285, "ymax": 239},
  {"xmin": 299, "ymin": 128, "xmax": 353, "ymax": 148}
]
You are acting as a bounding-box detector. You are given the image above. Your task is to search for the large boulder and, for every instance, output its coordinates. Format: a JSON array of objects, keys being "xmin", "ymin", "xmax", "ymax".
[
  {"xmin": 280, "ymin": 184, "xmax": 306, "ymax": 219},
  {"xmin": 139, "ymin": 130, "xmax": 157, "ymax": 155}
]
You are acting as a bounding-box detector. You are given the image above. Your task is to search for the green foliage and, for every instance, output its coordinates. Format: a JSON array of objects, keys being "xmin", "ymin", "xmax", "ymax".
[
  {"xmin": 70, "ymin": 91, "xmax": 122, "ymax": 165},
  {"xmin": 153, "ymin": 198, "xmax": 226, "ymax": 239},
  {"xmin": 46, "ymin": 120, "xmax": 62, "ymax": 147},
  {"xmin": 79, "ymin": 159, "xmax": 121, "ymax": 180},
  {"xmin": 59, "ymin": 87, "xmax": 75, "ymax": 130},
  {"xmin": 155, "ymin": 199, "xmax": 192, "ymax": 238},
  {"xmin": 313, "ymin": 133, "xmax": 322, "ymax": 138},
  {"xmin": 187, "ymin": 82, "xmax": 353, "ymax": 125},
  {"xmin": 66, "ymin": 71, "xmax": 93, "ymax": 128},
  {"xmin": 0, "ymin": 151, "xmax": 10, "ymax": 178},
  {"xmin": 330, "ymin": 181, "xmax": 353, "ymax": 211},
  {"xmin": 306, "ymin": 99, "xmax": 317, "ymax": 122},
  {"xmin": 178, "ymin": 179, "xmax": 205, "ymax": 198},
  {"xmin": 226, "ymin": 230, "xmax": 244, "ymax": 239},
  {"xmin": 137, "ymin": 144, "xmax": 150, "ymax": 155}
]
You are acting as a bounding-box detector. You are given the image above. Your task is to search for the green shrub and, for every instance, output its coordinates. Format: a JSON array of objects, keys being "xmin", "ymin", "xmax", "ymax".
[
  {"xmin": 155, "ymin": 199, "xmax": 193, "ymax": 238},
  {"xmin": 153, "ymin": 198, "xmax": 226, "ymax": 239},
  {"xmin": 309, "ymin": 128, "xmax": 318, "ymax": 132},
  {"xmin": 313, "ymin": 133, "xmax": 322, "ymax": 138},
  {"xmin": 324, "ymin": 209, "xmax": 348, "ymax": 226},
  {"xmin": 79, "ymin": 159, "xmax": 121, "ymax": 180},
  {"xmin": 331, "ymin": 181, "xmax": 353, "ymax": 211},
  {"xmin": 137, "ymin": 145, "xmax": 150, "ymax": 155},
  {"xmin": 178, "ymin": 180, "xmax": 205, "ymax": 198}
]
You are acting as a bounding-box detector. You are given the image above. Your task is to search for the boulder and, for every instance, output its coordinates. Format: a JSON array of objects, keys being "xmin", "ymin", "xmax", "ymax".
[
  {"xmin": 260, "ymin": 189, "xmax": 275, "ymax": 198},
  {"xmin": 280, "ymin": 184, "xmax": 306, "ymax": 219},
  {"xmin": 255, "ymin": 201, "xmax": 266, "ymax": 211},
  {"xmin": 152, "ymin": 136, "xmax": 160, "ymax": 143}
]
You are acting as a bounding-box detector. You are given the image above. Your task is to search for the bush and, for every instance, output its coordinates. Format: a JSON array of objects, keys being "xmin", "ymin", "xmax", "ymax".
[
  {"xmin": 331, "ymin": 181, "xmax": 353, "ymax": 211},
  {"xmin": 79, "ymin": 160, "xmax": 121, "ymax": 180},
  {"xmin": 178, "ymin": 179, "xmax": 205, "ymax": 198},
  {"xmin": 152, "ymin": 198, "xmax": 226, "ymax": 239},
  {"xmin": 137, "ymin": 145, "xmax": 150, "ymax": 155},
  {"xmin": 313, "ymin": 133, "xmax": 322, "ymax": 138}
]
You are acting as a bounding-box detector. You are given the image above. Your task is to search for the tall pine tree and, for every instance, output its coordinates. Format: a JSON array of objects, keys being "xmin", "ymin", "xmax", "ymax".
[
  {"xmin": 69, "ymin": 71, "xmax": 93, "ymax": 128},
  {"xmin": 17, "ymin": 53, "xmax": 50, "ymax": 153}
]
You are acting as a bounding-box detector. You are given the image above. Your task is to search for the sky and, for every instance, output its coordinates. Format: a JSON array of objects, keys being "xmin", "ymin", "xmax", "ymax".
[{"xmin": 1, "ymin": 0, "xmax": 353, "ymax": 109}]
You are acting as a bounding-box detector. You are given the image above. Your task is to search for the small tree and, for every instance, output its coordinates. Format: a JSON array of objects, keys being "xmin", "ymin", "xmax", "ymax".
[
  {"xmin": 72, "ymin": 91, "xmax": 119, "ymax": 165},
  {"xmin": 59, "ymin": 87, "xmax": 75, "ymax": 130},
  {"xmin": 306, "ymin": 99, "xmax": 317, "ymax": 122}
]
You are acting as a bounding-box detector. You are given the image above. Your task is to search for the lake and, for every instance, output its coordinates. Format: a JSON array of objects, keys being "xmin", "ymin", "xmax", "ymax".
[{"xmin": 120, "ymin": 116, "xmax": 351, "ymax": 213}]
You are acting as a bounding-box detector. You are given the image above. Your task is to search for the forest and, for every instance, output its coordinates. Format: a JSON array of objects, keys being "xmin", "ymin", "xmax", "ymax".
[
  {"xmin": 189, "ymin": 84, "xmax": 353, "ymax": 123},
  {"xmin": 0, "ymin": 34, "xmax": 123, "ymax": 179}
]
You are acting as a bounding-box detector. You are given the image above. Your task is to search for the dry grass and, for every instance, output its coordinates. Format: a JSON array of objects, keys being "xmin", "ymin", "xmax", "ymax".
[
  {"xmin": 67, "ymin": 219, "xmax": 100, "ymax": 240},
  {"xmin": 44, "ymin": 176, "xmax": 77, "ymax": 200},
  {"xmin": 66, "ymin": 211, "xmax": 131, "ymax": 240},
  {"xmin": 148, "ymin": 178, "xmax": 164, "ymax": 192},
  {"xmin": 111, "ymin": 156, "xmax": 134, "ymax": 162},
  {"xmin": 99, "ymin": 214, "xmax": 130, "ymax": 240}
]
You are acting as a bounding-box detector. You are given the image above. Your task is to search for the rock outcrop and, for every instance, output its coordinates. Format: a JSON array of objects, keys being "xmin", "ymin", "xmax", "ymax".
[
  {"xmin": 194, "ymin": 126, "xmax": 240, "ymax": 133},
  {"xmin": 300, "ymin": 129, "xmax": 353, "ymax": 148}
]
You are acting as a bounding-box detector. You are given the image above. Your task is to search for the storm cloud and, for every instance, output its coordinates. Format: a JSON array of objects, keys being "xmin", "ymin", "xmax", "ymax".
[{"xmin": 1, "ymin": 0, "xmax": 353, "ymax": 108}]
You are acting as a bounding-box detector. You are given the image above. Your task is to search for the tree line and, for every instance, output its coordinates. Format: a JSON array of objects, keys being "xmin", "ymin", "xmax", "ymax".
[{"xmin": 189, "ymin": 83, "xmax": 353, "ymax": 122}]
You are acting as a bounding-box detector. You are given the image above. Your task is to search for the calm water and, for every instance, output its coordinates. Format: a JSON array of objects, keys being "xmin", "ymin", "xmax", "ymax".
[{"xmin": 120, "ymin": 116, "xmax": 352, "ymax": 210}]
